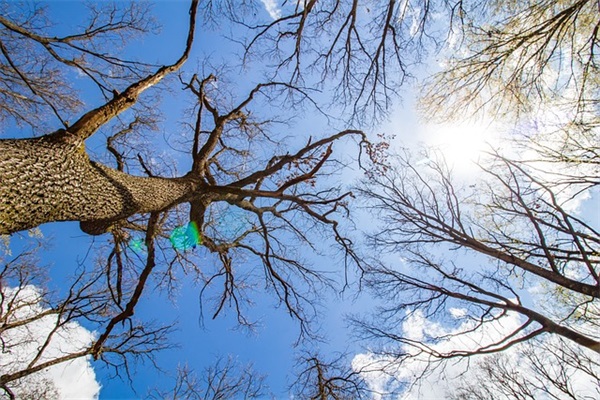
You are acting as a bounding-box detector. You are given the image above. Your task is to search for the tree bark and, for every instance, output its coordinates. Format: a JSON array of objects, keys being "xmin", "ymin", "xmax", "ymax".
[
  {"xmin": 0, "ymin": 131, "xmax": 195, "ymax": 235},
  {"xmin": 0, "ymin": 0, "xmax": 200, "ymax": 235}
]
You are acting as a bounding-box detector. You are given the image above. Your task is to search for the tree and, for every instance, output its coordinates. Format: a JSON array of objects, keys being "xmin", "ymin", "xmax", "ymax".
[
  {"xmin": 0, "ymin": 0, "xmax": 390, "ymax": 395},
  {"xmin": 348, "ymin": 0, "xmax": 599, "ymax": 397},
  {"xmin": 0, "ymin": 239, "xmax": 173, "ymax": 399},
  {"xmin": 423, "ymin": 0, "xmax": 599, "ymax": 124},
  {"xmin": 450, "ymin": 337, "xmax": 600, "ymax": 400},
  {"xmin": 148, "ymin": 357, "xmax": 270, "ymax": 400},
  {"xmin": 359, "ymin": 138, "xmax": 599, "ymax": 342},
  {"xmin": 0, "ymin": 0, "xmax": 378, "ymax": 329},
  {"xmin": 353, "ymin": 0, "xmax": 600, "ymax": 390},
  {"xmin": 291, "ymin": 352, "xmax": 371, "ymax": 400},
  {"xmin": 200, "ymin": 0, "xmax": 441, "ymax": 122},
  {"xmin": 3, "ymin": 0, "xmax": 597, "ymax": 397},
  {"xmin": 1, "ymin": 0, "xmax": 456, "ymax": 240},
  {"xmin": 0, "ymin": 2, "xmax": 158, "ymax": 131},
  {"xmin": 354, "ymin": 135, "xmax": 599, "ymax": 390}
]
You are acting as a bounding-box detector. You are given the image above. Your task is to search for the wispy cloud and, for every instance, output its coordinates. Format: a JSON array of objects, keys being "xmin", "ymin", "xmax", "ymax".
[{"xmin": 261, "ymin": 0, "xmax": 281, "ymax": 20}]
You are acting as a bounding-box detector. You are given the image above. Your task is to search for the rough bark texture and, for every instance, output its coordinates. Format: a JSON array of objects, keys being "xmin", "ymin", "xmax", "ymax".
[
  {"xmin": 0, "ymin": 0, "xmax": 199, "ymax": 236},
  {"xmin": 0, "ymin": 130, "xmax": 195, "ymax": 235}
]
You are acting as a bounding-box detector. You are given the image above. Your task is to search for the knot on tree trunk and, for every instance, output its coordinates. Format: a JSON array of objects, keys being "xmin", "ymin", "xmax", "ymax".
[{"xmin": 80, "ymin": 220, "xmax": 115, "ymax": 235}]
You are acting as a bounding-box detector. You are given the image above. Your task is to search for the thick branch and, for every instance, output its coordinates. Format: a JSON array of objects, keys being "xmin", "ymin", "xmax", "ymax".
[{"xmin": 56, "ymin": 0, "xmax": 198, "ymax": 143}]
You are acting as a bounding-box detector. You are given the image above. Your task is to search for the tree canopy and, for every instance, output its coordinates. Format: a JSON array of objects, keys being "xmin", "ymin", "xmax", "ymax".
[{"xmin": 0, "ymin": 0, "xmax": 598, "ymax": 398}]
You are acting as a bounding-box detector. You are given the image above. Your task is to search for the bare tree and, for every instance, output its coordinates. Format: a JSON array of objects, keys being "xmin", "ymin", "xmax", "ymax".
[
  {"xmin": 357, "ymin": 139, "xmax": 599, "ymax": 343},
  {"xmin": 0, "ymin": 235, "xmax": 174, "ymax": 399},
  {"xmin": 291, "ymin": 352, "xmax": 372, "ymax": 400},
  {"xmin": 423, "ymin": 0, "xmax": 600, "ymax": 123},
  {"xmin": 0, "ymin": 2, "xmax": 157, "ymax": 130},
  {"xmin": 0, "ymin": 0, "xmax": 377, "ymax": 330},
  {"xmin": 450, "ymin": 337, "xmax": 600, "ymax": 400},
  {"xmin": 201, "ymin": 0, "xmax": 600, "ymax": 126},
  {"xmin": 148, "ymin": 357, "xmax": 269, "ymax": 400},
  {"xmin": 350, "ymin": 0, "xmax": 600, "ymax": 396},
  {"xmin": 0, "ymin": 0, "xmax": 385, "ymax": 395},
  {"xmin": 200, "ymin": 0, "xmax": 453, "ymax": 123},
  {"xmin": 7, "ymin": 0, "xmax": 597, "ymax": 397},
  {"xmin": 354, "ymin": 134, "xmax": 599, "ymax": 395}
]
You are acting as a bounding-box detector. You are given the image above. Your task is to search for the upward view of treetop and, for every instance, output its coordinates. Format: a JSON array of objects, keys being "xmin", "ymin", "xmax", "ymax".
[
  {"xmin": 0, "ymin": 0, "xmax": 598, "ymax": 398},
  {"xmin": 2, "ymin": 0, "xmax": 598, "ymax": 231}
]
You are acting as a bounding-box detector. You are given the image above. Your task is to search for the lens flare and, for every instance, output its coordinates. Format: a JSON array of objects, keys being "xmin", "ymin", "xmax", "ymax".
[{"xmin": 170, "ymin": 221, "xmax": 202, "ymax": 250}]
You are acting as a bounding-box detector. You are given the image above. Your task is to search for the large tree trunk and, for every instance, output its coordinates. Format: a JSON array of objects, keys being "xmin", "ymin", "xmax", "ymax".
[
  {"xmin": 0, "ymin": 131, "xmax": 195, "ymax": 235},
  {"xmin": 0, "ymin": 1, "xmax": 199, "ymax": 235}
]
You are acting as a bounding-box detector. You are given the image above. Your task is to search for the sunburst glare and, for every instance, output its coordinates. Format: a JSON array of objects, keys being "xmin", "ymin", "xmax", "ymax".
[{"xmin": 424, "ymin": 119, "xmax": 499, "ymax": 174}]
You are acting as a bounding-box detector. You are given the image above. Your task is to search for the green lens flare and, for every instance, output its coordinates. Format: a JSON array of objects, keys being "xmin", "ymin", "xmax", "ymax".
[
  {"xmin": 128, "ymin": 238, "xmax": 146, "ymax": 254},
  {"xmin": 170, "ymin": 221, "xmax": 202, "ymax": 250}
]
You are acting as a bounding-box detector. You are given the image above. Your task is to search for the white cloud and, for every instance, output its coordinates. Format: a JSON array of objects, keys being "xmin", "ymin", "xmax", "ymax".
[
  {"xmin": 260, "ymin": 0, "xmax": 281, "ymax": 20},
  {"xmin": 351, "ymin": 353, "xmax": 397, "ymax": 400},
  {"xmin": 352, "ymin": 310, "xmax": 600, "ymax": 399},
  {"xmin": 0, "ymin": 285, "xmax": 101, "ymax": 399},
  {"xmin": 391, "ymin": 310, "xmax": 523, "ymax": 398},
  {"xmin": 448, "ymin": 307, "xmax": 467, "ymax": 318}
]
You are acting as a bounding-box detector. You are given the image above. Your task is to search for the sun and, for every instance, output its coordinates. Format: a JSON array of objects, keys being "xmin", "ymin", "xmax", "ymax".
[{"xmin": 424, "ymin": 119, "xmax": 498, "ymax": 174}]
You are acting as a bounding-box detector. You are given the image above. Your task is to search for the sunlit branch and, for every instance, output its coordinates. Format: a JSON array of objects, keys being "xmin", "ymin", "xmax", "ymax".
[{"xmin": 59, "ymin": 0, "xmax": 199, "ymax": 143}]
